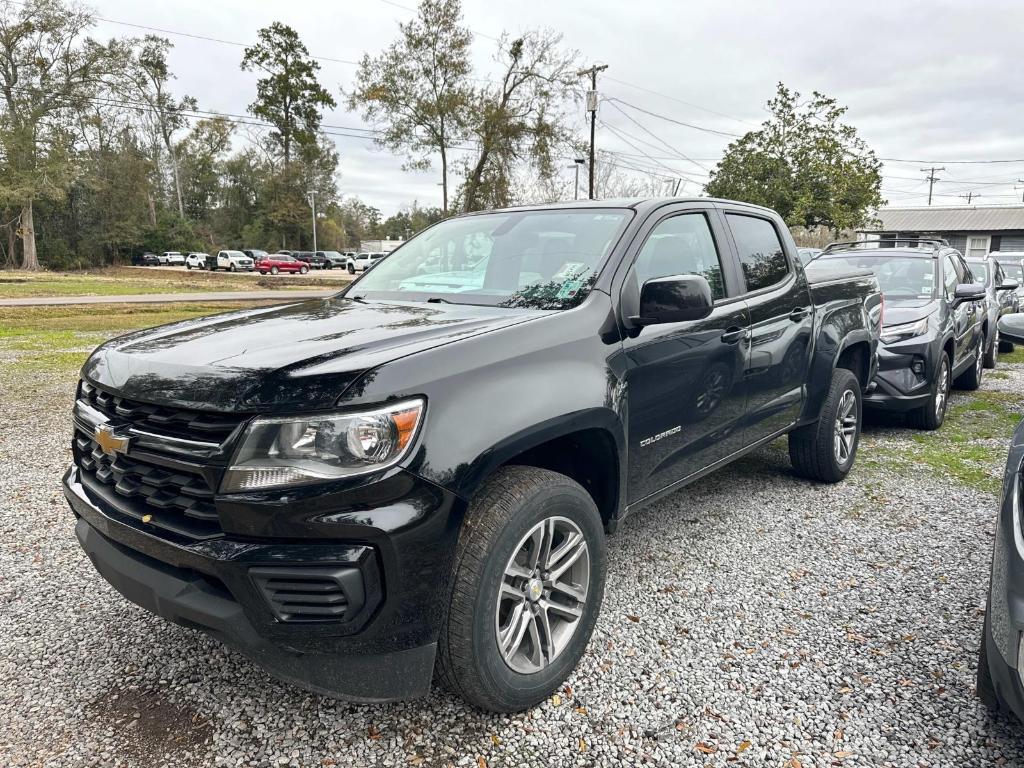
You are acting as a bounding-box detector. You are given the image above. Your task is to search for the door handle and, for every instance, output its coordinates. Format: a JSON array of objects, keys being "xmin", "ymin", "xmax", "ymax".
[
  {"xmin": 721, "ymin": 326, "xmax": 748, "ymax": 344},
  {"xmin": 789, "ymin": 306, "xmax": 811, "ymax": 322}
]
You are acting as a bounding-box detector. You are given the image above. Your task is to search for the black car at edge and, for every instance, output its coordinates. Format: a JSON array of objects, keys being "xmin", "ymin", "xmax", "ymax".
[
  {"xmin": 64, "ymin": 198, "xmax": 881, "ymax": 712},
  {"xmin": 816, "ymin": 238, "xmax": 987, "ymax": 430},
  {"xmin": 979, "ymin": 314, "xmax": 1024, "ymax": 721}
]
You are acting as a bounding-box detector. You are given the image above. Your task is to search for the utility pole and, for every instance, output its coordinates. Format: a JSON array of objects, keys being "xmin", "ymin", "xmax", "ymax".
[
  {"xmin": 958, "ymin": 191, "xmax": 980, "ymax": 204},
  {"xmin": 569, "ymin": 159, "xmax": 586, "ymax": 201},
  {"xmin": 307, "ymin": 190, "xmax": 318, "ymax": 253},
  {"xmin": 920, "ymin": 166, "xmax": 945, "ymax": 205},
  {"xmin": 578, "ymin": 64, "xmax": 608, "ymax": 200}
]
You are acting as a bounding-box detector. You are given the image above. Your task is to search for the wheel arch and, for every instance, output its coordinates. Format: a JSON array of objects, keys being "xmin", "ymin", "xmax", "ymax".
[{"xmin": 456, "ymin": 413, "xmax": 626, "ymax": 533}]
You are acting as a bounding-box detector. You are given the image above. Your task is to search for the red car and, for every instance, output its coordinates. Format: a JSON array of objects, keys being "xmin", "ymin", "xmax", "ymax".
[{"xmin": 256, "ymin": 254, "xmax": 309, "ymax": 275}]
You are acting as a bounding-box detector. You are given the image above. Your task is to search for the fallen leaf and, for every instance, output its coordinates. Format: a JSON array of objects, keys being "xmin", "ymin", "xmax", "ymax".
[
  {"xmin": 837, "ymin": 686, "xmax": 853, "ymax": 694},
  {"xmin": 477, "ymin": 757, "xmax": 487, "ymax": 768},
  {"xmin": 737, "ymin": 740, "xmax": 751, "ymax": 753},
  {"xmin": 578, "ymin": 738, "xmax": 587, "ymax": 752},
  {"xmin": 490, "ymin": 734, "xmax": 500, "ymax": 746},
  {"xmin": 575, "ymin": 706, "xmax": 588, "ymax": 715},
  {"xmin": 785, "ymin": 758, "xmax": 803, "ymax": 768},
  {"xmin": 694, "ymin": 742, "xmax": 718, "ymax": 754},
  {"xmin": 550, "ymin": 694, "xmax": 561, "ymax": 707},
  {"xmin": 833, "ymin": 751, "xmax": 854, "ymax": 760},
  {"xmin": 321, "ymin": 760, "xmax": 337, "ymax": 767},
  {"xmin": 626, "ymin": 615, "xmax": 641, "ymax": 623},
  {"xmin": 367, "ymin": 725, "xmax": 381, "ymax": 740},
  {"xmin": 563, "ymin": 684, "xmax": 573, "ymax": 698}
]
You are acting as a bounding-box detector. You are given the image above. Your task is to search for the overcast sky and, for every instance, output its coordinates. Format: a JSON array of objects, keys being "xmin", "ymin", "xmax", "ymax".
[{"xmin": 92, "ymin": 0, "xmax": 1024, "ymax": 217}]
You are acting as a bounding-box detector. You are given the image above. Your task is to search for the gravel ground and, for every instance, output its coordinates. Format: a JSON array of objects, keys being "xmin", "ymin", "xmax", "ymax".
[{"xmin": 3, "ymin": 358, "xmax": 1024, "ymax": 767}]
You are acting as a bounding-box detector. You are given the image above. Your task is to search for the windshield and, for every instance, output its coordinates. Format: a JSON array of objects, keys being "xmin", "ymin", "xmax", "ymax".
[
  {"xmin": 819, "ymin": 253, "xmax": 937, "ymax": 299},
  {"xmin": 347, "ymin": 208, "xmax": 631, "ymax": 309},
  {"xmin": 1004, "ymin": 263, "xmax": 1024, "ymax": 282}
]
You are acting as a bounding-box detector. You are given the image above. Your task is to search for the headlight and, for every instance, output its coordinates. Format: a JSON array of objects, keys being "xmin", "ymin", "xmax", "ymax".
[
  {"xmin": 880, "ymin": 316, "xmax": 930, "ymax": 344},
  {"xmin": 222, "ymin": 398, "xmax": 424, "ymax": 492}
]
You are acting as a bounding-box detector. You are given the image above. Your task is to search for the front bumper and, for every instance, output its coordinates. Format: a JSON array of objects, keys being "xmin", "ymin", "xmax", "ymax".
[
  {"xmin": 862, "ymin": 338, "xmax": 935, "ymax": 412},
  {"xmin": 63, "ymin": 464, "xmax": 465, "ymax": 701},
  {"xmin": 984, "ymin": 447, "xmax": 1024, "ymax": 721}
]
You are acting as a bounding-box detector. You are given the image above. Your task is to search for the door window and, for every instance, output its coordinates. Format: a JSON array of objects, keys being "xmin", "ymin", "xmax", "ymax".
[
  {"xmin": 633, "ymin": 213, "xmax": 725, "ymax": 299},
  {"xmin": 726, "ymin": 214, "xmax": 791, "ymax": 292},
  {"xmin": 942, "ymin": 255, "xmax": 959, "ymax": 298}
]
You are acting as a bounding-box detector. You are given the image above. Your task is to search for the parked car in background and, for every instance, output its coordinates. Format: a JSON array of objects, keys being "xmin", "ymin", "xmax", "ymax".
[
  {"xmin": 184, "ymin": 252, "xmax": 208, "ymax": 270},
  {"xmin": 139, "ymin": 253, "xmax": 160, "ymax": 266},
  {"xmin": 243, "ymin": 249, "xmax": 268, "ymax": 261},
  {"xmin": 991, "ymin": 251, "xmax": 1024, "ymax": 310},
  {"xmin": 966, "ymin": 255, "xmax": 1019, "ymax": 364},
  {"xmin": 817, "ymin": 238, "xmax": 986, "ymax": 429},
  {"xmin": 207, "ymin": 250, "xmax": 255, "ymax": 272},
  {"xmin": 349, "ymin": 252, "xmax": 386, "ymax": 273},
  {"xmin": 293, "ymin": 251, "xmax": 328, "ymax": 269},
  {"xmin": 979, "ymin": 313, "xmax": 1024, "ymax": 721},
  {"xmin": 66, "ymin": 198, "xmax": 882, "ymax": 711},
  {"xmin": 797, "ymin": 247, "xmax": 822, "ymax": 265},
  {"xmin": 159, "ymin": 251, "xmax": 185, "ymax": 266},
  {"xmin": 256, "ymin": 254, "xmax": 309, "ymax": 275},
  {"xmin": 319, "ymin": 250, "xmax": 348, "ymax": 269}
]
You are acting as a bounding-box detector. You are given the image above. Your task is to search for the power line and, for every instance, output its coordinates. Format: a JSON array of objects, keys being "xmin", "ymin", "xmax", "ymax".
[
  {"xmin": 605, "ymin": 98, "xmax": 742, "ymax": 139},
  {"xmin": 603, "ymin": 99, "xmax": 711, "ymax": 172},
  {"xmin": 602, "ymin": 75, "xmax": 758, "ymax": 128}
]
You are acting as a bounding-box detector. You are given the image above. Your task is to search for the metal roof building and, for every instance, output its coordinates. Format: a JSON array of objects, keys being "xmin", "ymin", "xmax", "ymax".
[{"xmin": 859, "ymin": 205, "xmax": 1024, "ymax": 258}]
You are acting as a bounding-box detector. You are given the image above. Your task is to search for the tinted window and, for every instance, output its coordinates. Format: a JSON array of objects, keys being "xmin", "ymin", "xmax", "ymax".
[
  {"xmin": 633, "ymin": 213, "xmax": 725, "ymax": 299},
  {"xmin": 818, "ymin": 253, "xmax": 936, "ymax": 299},
  {"xmin": 726, "ymin": 214, "xmax": 790, "ymax": 292},
  {"xmin": 942, "ymin": 255, "xmax": 958, "ymax": 297}
]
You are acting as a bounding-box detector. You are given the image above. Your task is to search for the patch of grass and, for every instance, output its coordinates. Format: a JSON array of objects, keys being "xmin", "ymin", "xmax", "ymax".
[
  {"xmin": 1001, "ymin": 345, "xmax": 1024, "ymax": 366},
  {"xmin": 0, "ymin": 266, "xmax": 348, "ymax": 298},
  {"xmin": 0, "ymin": 300, "xmax": 287, "ymax": 375}
]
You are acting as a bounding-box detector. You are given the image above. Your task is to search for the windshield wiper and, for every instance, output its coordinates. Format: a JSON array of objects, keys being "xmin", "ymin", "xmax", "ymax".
[
  {"xmin": 347, "ymin": 294, "xmax": 366, "ymax": 303},
  {"xmin": 425, "ymin": 297, "xmax": 453, "ymax": 304}
]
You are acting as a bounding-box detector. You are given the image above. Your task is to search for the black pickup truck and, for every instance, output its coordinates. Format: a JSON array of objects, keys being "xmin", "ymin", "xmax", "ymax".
[{"xmin": 64, "ymin": 199, "xmax": 881, "ymax": 712}]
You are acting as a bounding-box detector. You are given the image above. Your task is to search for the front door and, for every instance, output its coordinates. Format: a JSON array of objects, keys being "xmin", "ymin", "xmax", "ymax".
[
  {"xmin": 722, "ymin": 211, "xmax": 814, "ymax": 441},
  {"xmin": 621, "ymin": 209, "xmax": 750, "ymax": 503}
]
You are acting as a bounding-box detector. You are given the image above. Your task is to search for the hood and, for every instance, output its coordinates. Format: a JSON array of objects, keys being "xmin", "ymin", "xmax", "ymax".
[
  {"xmin": 882, "ymin": 297, "xmax": 938, "ymax": 326},
  {"xmin": 83, "ymin": 297, "xmax": 546, "ymax": 411}
]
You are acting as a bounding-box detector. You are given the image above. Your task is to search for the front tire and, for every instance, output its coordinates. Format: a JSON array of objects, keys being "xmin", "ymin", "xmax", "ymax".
[
  {"xmin": 270, "ymin": 266, "xmax": 279, "ymax": 275},
  {"xmin": 788, "ymin": 367, "xmax": 861, "ymax": 483},
  {"xmin": 348, "ymin": 264, "xmax": 355, "ymax": 274},
  {"xmin": 955, "ymin": 340, "xmax": 984, "ymax": 391},
  {"xmin": 229, "ymin": 264, "xmax": 236, "ymax": 272},
  {"xmin": 978, "ymin": 609, "xmax": 1003, "ymax": 713},
  {"xmin": 436, "ymin": 466, "xmax": 606, "ymax": 712},
  {"xmin": 300, "ymin": 266, "xmax": 309, "ymax": 274},
  {"xmin": 909, "ymin": 351, "xmax": 951, "ymax": 430}
]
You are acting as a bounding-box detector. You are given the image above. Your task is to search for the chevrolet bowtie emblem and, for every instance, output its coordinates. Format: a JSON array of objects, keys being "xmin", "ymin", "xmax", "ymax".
[{"xmin": 94, "ymin": 424, "xmax": 130, "ymax": 456}]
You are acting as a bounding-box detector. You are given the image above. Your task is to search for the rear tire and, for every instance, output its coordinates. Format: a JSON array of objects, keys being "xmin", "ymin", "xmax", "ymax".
[
  {"xmin": 999, "ymin": 338, "xmax": 1015, "ymax": 353},
  {"xmin": 984, "ymin": 328, "xmax": 999, "ymax": 368},
  {"xmin": 788, "ymin": 368, "xmax": 861, "ymax": 483},
  {"xmin": 908, "ymin": 351, "xmax": 950, "ymax": 430},
  {"xmin": 270, "ymin": 266, "xmax": 279, "ymax": 275},
  {"xmin": 348, "ymin": 264, "xmax": 355, "ymax": 274},
  {"xmin": 436, "ymin": 466, "xmax": 606, "ymax": 713},
  {"xmin": 300, "ymin": 266, "xmax": 309, "ymax": 274},
  {"xmin": 229, "ymin": 264, "xmax": 236, "ymax": 273}
]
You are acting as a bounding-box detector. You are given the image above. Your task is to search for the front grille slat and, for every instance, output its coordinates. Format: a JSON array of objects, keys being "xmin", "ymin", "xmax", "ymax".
[{"xmin": 73, "ymin": 380, "xmax": 245, "ymax": 541}]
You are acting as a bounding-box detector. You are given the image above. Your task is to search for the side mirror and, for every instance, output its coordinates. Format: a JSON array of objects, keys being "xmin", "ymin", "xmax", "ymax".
[
  {"xmin": 999, "ymin": 314, "xmax": 1024, "ymax": 346},
  {"xmin": 999, "ymin": 280, "xmax": 1019, "ymax": 292},
  {"xmin": 630, "ymin": 275, "xmax": 714, "ymax": 326},
  {"xmin": 952, "ymin": 283, "xmax": 986, "ymax": 306}
]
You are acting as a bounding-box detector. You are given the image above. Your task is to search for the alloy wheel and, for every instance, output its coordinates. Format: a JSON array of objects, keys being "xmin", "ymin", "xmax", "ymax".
[
  {"xmin": 496, "ymin": 516, "xmax": 590, "ymax": 675},
  {"xmin": 832, "ymin": 389, "xmax": 858, "ymax": 465},
  {"xmin": 935, "ymin": 358, "xmax": 950, "ymax": 419}
]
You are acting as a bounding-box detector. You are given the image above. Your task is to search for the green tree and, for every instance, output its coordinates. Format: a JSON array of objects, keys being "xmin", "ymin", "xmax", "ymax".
[
  {"xmin": 347, "ymin": 0, "xmax": 473, "ymax": 215},
  {"xmin": 704, "ymin": 83, "xmax": 884, "ymax": 233},
  {"xmin": 241, "ymin": 22, "xmax": 336, "ymax": 168},
  {"xmin": 0, "ymin": 0, "xmax": 124, "ymax": 269},
  {"xmin": 130, "ymin": 35, "xmax": 195, "ymax": 219},
  {"xmin": 458, "ymin": 31, "xmax": 578, "ymax": 212},
  {"xmin": 177, "ymin": 116, "xmax": 233, "ymax": 221}
]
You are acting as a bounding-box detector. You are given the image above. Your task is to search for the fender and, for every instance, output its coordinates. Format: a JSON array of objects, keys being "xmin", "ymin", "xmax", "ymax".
[
  {"xmin": 798, "ymin": 306, "xmax": 877, "ymax": 426},
  {"xmin": 453, "ymin": 407, "xmax": 626, "ymax": 515}
]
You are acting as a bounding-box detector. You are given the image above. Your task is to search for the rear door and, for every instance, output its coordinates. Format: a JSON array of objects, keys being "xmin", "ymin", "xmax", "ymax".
[
  {"xmin": 944, "ymin": 254, "xmax": 976, "ymax": 367},
  {"xmin": 721, "ymin": 209, "xmax": 814, "ymax": 441},
  {"xmin": 620, "ymin": 204, "xmax": 751, "ymax": 502}
]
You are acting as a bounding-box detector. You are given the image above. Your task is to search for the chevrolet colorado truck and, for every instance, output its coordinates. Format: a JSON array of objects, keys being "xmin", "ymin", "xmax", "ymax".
[{"xmin": 64, "ymin": 198, "xmax": 881, "ymax": 712}]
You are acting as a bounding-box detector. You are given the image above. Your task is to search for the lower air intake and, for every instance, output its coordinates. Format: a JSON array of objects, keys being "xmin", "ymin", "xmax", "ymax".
[{"xmin": 249, "ymin": 566, "xmax": 366, "ymax": 623}]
